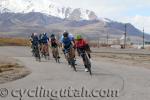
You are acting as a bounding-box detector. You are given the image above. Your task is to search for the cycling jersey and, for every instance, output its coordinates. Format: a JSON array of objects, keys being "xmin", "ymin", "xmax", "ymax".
[
  {"xmin": 61, "ymin": 37, "xmax": 72, "ymax": 49},
  {"xmin": 75, "ymin": 39, "xmax": 87, "ymax": 48},
  {"xmin": 41, "ymin": 35, "xmax": 49, "ymax": 44},
  {"xmin": 32, "ymin": 35, "xmax": 39, "ymax": 46},
  {"xmin": 51, "ymin": 38, "xmax": 58, "ymax": 48},
  {"xmin": 60, "ymin": 33, "xmax": 74, "ymax": 42}
]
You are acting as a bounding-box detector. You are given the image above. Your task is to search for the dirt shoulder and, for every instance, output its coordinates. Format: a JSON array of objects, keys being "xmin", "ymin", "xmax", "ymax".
[
  {"xmin": 92, "ymin": 52, "xmax": 150, "ymax": 69},
  {"xmin": 0, "ymin": 56, "xmax": 31, "ymax": 84}
]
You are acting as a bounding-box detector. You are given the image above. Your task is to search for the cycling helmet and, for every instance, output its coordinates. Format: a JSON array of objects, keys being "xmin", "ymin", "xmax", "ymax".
[
  {"xmin": 34, "ymin": 33, "xmax": 38, "ymax": 36},
  {"xmin": 63, "ymin": 31, "xmax": 69, "ymax": 37},
  {"xmin": 76, "ymin": 34, "xmax": 82, "ymax": 40},
  {"xmin": 50, "ymin": 34, "xmax": 55, "ymax": 38},
  {"xmin": 43, "ymin": 33, "xmax": 47, "ymax": 35}
]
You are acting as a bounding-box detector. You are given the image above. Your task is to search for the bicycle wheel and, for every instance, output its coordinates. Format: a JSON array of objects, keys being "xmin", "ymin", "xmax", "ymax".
[
  {"xmin": 52, "ymin": 48, "xmax": 57, "ymax": 63},
  {"xmin": 69, "ymin": 48, "xmax": 76, "ymax": 72},
  {"xmin": 34, "ymin": 46, "xmax": 41, "ymax": 62},
  {"xmin": 70, "ymin": 58, "xmax": 76, "ymax": 72},
  {"xmin": 66, "ymin": 52, "xmax": 76, "ymax": 72},
  {"xmin": 84, "ymin": 52, "xmax": 92, "ymax": 75}
]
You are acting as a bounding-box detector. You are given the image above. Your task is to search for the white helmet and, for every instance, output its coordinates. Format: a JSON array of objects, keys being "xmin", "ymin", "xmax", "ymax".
[
  {"xmin": 43, "ymin": 33, "xmax": 47, "ymax": 35},
  {"xmin": 34, "ymin": 33, "xmax": 37, "ymax": 36}
]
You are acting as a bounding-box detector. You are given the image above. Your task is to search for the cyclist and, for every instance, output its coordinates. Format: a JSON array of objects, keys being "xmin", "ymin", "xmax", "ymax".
[
  {"xmin": 75, "ymin": 34, "xmax": 91, "ymax": 72},
  {"xmin": 30, "ymin": 33, "xmax": 34, "ymax": 43},
  {"xmin": 60, "ymin": 31, "xmax": 76, "ymax": 53},
  {"xmin": 30, "ymin": 33, "xmax": 35, "ymax": 55},
  {"xmin": 31, "ymin": 33, "xmax": 40, "ymax": 59},
  {"xmin": 50, "ymin": 34, "xmax": 60, "ymax": 59},
  {"xmin": 32, "ymin": 33, "xmax": 39, "ymax": 48},
  {"xmin": 41, "ymin": 33, "xmax": 50, "ymax": 58},
  {"xmin": 38, "ymin": 33, "xmax": 43, "ymax": 52},
  {"xmin": 60, "ymin": 31, "xmax": 75, "ymax": 65},
  {"xmin": 60, "ymin": 31, "xmax": 75, "ymax": 41}
]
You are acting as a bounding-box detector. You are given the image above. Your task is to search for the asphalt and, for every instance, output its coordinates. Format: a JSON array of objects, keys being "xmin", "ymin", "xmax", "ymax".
[{"xmin": 0, "ymin": 46, "xmax": 150, "ymax": 100}]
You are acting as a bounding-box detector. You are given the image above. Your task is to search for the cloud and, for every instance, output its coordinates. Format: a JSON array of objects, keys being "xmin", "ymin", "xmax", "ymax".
[
  {"xmin": 51, "ymin": 0, "xmax": 150, "ymax": 33},
  {"xmin": 53, "ymin": 0, "xmax": 127, "ymax": 17},
  {"xmin": 52, "ymin": 0, "xmax": 150, "ymax": 17},
  {"xmin": 4, "ymin": 0, "xmax": 150, "ymax": 33}
]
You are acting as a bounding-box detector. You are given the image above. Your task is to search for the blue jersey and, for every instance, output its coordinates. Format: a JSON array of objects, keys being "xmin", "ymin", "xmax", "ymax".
[
  {"xmin": 32, "ymin": 36, "xmax": 39, "ymax": 46},
  {"xmin": 60, "ymin": 33, "xmax": 74, "ymax": 42},
  {"xmin": 41, "ymin": 35, "xmax": 49, "ymax": 44},
  {"xmin": 61, "ymin": 37, "xmax": 72, "ymax": 49}
]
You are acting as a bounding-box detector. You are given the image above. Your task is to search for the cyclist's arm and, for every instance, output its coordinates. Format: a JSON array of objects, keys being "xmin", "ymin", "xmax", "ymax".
[
  {"xmin": 56, "ymin": 40, "xmax": 61, "ymax": 48},
  {"xmin": 49, "ymin": 40, "xmax": 52, "ymax": 48},
  {"xmin": 76, "ymin": 48, "xmax": 81, "ymax": 56},
  {"xmin": 71, "ymin": 41, "xmax": 74, "ymax": 47},
  {"xmin": 60, "ymin": 38, "xmax": 64, "ymax": 49},
  {"xmin": 61, "ymin": 43, "xmax": 65, "ymax": 49}
]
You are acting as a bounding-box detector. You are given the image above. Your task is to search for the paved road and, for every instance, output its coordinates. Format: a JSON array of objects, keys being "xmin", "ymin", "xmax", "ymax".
[{"xmin": 0, "ymin": 46, "xmax": 150, "ymax": 100}]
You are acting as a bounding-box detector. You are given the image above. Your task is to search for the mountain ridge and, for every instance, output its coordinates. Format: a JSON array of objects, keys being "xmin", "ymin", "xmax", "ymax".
[
  {"xmin": 0, "ymin": 12, "xmax": 149, "ymax": 41},
  {"xmin": 0, "ymin": 0, "xmax": 98, "ymax": 21},
  {"xmin": 0, "ymin": 0, "xmax": 150, "ymax": 42}
]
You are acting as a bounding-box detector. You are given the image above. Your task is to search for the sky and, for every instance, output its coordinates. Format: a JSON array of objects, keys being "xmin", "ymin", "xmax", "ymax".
[{"xmin": 52, "ymin": 0, "xmax": 150, "ymax": 34}]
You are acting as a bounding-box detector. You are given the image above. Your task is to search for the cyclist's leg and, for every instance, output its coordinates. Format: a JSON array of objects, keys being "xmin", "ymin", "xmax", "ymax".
[
  {"xmin": 84, "ymin": 44, "xmax": 91, "ymax": 58},
  {"xmin": 69, "ymin": 47, "xmax": 75, "ymax": 59},
  {"xmin": 32, "ymin": 45, "xmax": 35, "ymax": 55},
  {"xmin": 43, "ymin": 44, "xmax": 48, "ymax": 55},
  {"xmin": 39, "ymin": 44, "xmax": 42, "ymax": 53},
  {"xmin": 64, "ymin": 47, "xmax": 71, "ymax": 65},
  {"xmin": 51, "ymin": 47, "xmax": 54, "ymax": 58},
  {"xmin": 35, "ymin": 45, "xmax": 39, "ymax": 57},
  {"xmin": 41, "ymin": 43, "xmax": 44, "ymax": 54},
  {"xmin": 78, "ymin": 48, "xmax": 88, "ymax": 70},
  {"xmin": 54, "ymin": 48, "xmax": 57, "ymax": 58},
  {"xmin": 55, "ymin": 47, "xmax": 60, "ymax": 58},
  {"xmin": 63, "ymin": 49, "xmax": 67, "ymax": 60},
  {"xmin": 31, "ymin": 44, "xmax": 34, "ymax": 54},
  {"xmin": 87, "ymin": 51, "xmax": 91, "ymax": 59},
  {"xmin": 68, "ymin": 47, "xmax": 76, "ymax": 71},
  {"xmin": 81, "ymin": 53, "xmax": 88, "ymax": 68},
  {"xmin": 68, "ymin": 47, "xmax": 75, "ymax": 64},
  {"xmin": 43, "ymin": 44, "xmax": 46, "ymax": 53},
  {"xmin": 46, "ymin": 44, "xmax": 49, "ymax": 56},
  {"xmin": 66, "ymin": 52, "xmax": 70, "ymax": 65}
]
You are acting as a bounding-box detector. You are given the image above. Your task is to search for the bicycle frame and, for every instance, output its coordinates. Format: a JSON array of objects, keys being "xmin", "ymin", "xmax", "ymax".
[
  {"xmin": 80, "ymin": 49, "xmax": 92, "ymax": 75},
  {"xmin": 52, "ymin": 47, "xmax": 60, "ymax": 63},
  {"xmin": 64, "ymin": 46, "xmax": 76, "ymax": 71},
  {"xmin": 33, "ymin": 45, "xmax": 41, "ymax": 62}
]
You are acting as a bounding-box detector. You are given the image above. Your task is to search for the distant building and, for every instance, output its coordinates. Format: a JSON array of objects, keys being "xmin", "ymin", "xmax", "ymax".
[{"xmin": 120, "ymin": 35, "xmax": 131, "ymax": 45}]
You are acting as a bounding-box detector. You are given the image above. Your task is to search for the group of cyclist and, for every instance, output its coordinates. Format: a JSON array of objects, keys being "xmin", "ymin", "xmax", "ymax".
[{"xmin": 30, "ymin": 31, "xmax": 92, "ymax": 72}]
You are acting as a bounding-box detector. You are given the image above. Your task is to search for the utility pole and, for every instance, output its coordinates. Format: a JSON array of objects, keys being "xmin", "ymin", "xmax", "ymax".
[
  {"xmin": 124, "ymin": 24, "xmax": 127, "ymax": 49},
  {"xmin": 143, "ymin": 27, "xmax": 145, "ymax": 49},
  {"xmin": 98, "ymin": 33, "xmax": 100, "ymax": 48},
  {"xmin": 107, "ymin": 32, "xmax": 109, "ymax": 46}
]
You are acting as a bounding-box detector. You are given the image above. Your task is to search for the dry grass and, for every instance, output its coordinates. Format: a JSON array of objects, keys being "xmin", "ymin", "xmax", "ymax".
[
  {"xmin": 0, "ymin": 63, "xmax": 20, "ymax": 73},
  {"xmin": 92, "ymin": 52, "xmax": 150, "ymax": 69},
  {"xmin": 0, "ymin": 38, "xmax": 30, "ymax": 46},
  {"xmin": 0, "ymin": 63, "xmax": 30, "ymax": 84},
  {"xmin": 89, "ymin": 42, "xmax": 111, "ymax": 48}
]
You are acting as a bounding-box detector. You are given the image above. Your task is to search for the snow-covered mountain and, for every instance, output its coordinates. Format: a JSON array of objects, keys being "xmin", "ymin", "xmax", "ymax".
[{"xmin": 0, "ymin": 0, "xmax": 98, "ymax": 20}]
